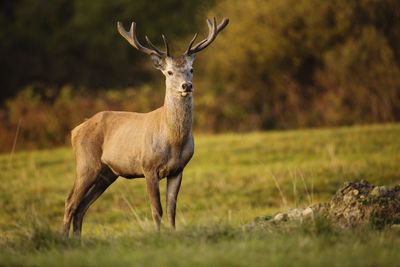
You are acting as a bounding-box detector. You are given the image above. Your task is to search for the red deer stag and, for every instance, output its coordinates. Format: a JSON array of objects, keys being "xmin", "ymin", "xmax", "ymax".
[{"xmin": 63, "ymin": 17, "xmax": 229, "ymax": 237}]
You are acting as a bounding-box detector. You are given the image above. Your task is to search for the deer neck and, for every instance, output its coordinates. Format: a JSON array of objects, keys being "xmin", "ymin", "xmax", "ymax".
[{"xmin": 163, "ymin": 83, "xmax": 193, "ymax": 143}]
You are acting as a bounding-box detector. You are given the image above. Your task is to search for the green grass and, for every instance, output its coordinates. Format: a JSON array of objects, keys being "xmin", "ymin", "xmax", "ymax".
[{"xmin": 1, "ymin": 123, "xmax": 400, "ymax": 266}]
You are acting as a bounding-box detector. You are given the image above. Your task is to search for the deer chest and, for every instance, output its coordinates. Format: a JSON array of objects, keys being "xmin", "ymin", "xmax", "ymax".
[{"xmin": 154, "ymin": 138, "xmax": 194, "ymax": 178}]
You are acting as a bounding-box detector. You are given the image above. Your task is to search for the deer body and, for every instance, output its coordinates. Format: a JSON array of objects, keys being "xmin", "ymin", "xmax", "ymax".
[
  {"xmin": 63, "ymin": 18, "xmax": 228, "ymax": 238},
  {"xmin": 76, "ymin": 88, "xmax": 194, "ymax": 180}
]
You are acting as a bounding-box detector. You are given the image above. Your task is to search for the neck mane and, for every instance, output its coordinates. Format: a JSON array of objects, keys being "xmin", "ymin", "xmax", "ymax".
[{"xmin": 163, "ymin": 84, "xmax": 193, "ymax": 143}]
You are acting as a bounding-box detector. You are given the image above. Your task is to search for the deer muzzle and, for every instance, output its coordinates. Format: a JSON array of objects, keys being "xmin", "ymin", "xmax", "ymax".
[{"xmin": 179, "ymin": 82, "xmax": 193, "ymax": 97}]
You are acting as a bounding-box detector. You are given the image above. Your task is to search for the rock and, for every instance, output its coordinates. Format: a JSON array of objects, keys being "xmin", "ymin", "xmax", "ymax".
[
  {"xmin": 286, "ymin": 209, "xmax": 302, "ymax": 220},
  {"xmin": 310, "ymin": 203, "xmax": 329, "ymax": 214},
  {"xmin": 274, "ymin": 213, "xmax": 288, "ymax": 221},
  {"xmin": 370, "ymin": 186, "xmax": 381, "ymax": 197},
  {"xmin": 328, "ymin": 181, "xmax": 400, "ymax": 228},
  {"xmin": 256, "ymin": 181, "xmax": 400, "ymax": 229},
  {"xmin": 370, "ymin": 186, "xmax": 388, "ymax": 197},
  {"xmin": 301, "ymin": 207, "xmax": 314, "ymax": 218}
]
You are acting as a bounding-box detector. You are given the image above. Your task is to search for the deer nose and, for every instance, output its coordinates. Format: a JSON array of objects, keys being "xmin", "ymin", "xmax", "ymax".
[{"xmin": 181, "ymin": 82, "xmax": 193, "ymax": 92}]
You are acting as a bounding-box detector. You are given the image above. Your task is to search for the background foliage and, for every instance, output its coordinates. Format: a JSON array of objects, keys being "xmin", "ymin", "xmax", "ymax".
[{"xmin": 1, "ymin": 0, "xmax": 400, "ymax": 151}]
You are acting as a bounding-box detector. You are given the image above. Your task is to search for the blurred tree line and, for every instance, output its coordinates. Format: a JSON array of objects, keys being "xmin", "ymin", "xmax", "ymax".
[
  {"xmin": 198, "ymin": 0, "xmax": 400, "ymax": 130},
  {"xmin": 0, "ymin": 0, "xmax": 400, "ymax": 151},
  {"xmin": 0, "ymin": 0, "xmax": 215, "ymax": 100}
]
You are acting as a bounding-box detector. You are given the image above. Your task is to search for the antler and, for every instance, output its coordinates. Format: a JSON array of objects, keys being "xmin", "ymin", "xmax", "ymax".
[
  {"xmin": 117, "ymin": 21, "xmax": 170, "ymax": 57},
  {"xmin": 185, "ymin": 17, "xmax": 229, "ymax": 55}
]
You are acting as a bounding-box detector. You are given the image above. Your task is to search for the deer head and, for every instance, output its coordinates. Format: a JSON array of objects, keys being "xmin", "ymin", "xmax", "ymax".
[{"xmin": 117, "ymin": 18, "xmax": 229, "ymax": 97}]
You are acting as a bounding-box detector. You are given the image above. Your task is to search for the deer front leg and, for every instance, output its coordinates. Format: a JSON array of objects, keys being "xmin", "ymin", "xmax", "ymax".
[
  {"xmin": 144, "ymin": 171, "xmax": 163, "ymax": 230},
  {"xmin": 166, "ymin": 172, "xmax": 182, "ymax": 229}
]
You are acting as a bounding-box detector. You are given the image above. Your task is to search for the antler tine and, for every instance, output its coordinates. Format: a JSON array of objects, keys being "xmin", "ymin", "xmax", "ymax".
[
  {"xmin": 205, "ymin": 18, "xmax": 216, "ymax": 39},
  {"xmin": 189, "ymin": 18, "xmax": 217, "ymax": 53},
  {"xmin": 145, "ymin": 36, "xmax": 166, "ymax": 56},
  {"xmin": 185, "ymin": 17, "xmax": 229, "ymax": 55},
  {"xmin": 216, "ymin": 17, "xmax": 229, "ymax": 33},
  {"xmin": 117, "ymin": 21, "xmax": 164, "ymax": 56},
  {"xmin": 162, "ymin": 34, "xmax": 170, "ymax": 57},
  {"xmin": 184, "ymin": 33, "xmax": 198, "ymax": 54}
]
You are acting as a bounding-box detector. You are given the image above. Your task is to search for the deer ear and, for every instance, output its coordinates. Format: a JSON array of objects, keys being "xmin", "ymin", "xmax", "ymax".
[{"xmin": 150, "ymin": 54, "xmax": 164, "ymax": 70}]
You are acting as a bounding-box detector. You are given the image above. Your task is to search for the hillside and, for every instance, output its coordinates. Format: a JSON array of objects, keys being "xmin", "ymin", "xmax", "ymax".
[{"xmin": 1, "ymin": 124, "xmax": 399, "ymax": 266}]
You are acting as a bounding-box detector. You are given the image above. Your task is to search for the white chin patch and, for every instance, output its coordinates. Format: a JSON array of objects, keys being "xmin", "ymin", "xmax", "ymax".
[{"xmin": 180, "ymin": 92, "xmax": 189, "ymax": 97}]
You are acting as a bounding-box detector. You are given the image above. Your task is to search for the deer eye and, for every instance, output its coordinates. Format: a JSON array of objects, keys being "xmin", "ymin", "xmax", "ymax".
[
  {"xmin": 190, "ymin": 68, "xmax": 194, "ymax": 74},
  {"xmin": 167, "ymin": 71, "xmax": 173, "ymax": 76}
]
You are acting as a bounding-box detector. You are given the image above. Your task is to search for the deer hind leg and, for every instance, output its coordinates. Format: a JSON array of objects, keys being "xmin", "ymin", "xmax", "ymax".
[
  {"xmin": 63, "ymin": 186, "xmax": 76, "ymax": 237},
  {"xmin": 72, "ymin": 165, "xmax": 117, "ymax": 237},
  {"xmin": 144, "ymin": 171, "xmax": 163, "ymax": 230},
  {"xmin": 63, "ymin": 166, "xmax": 100, "ymax": 238},
  {"xmin": 63, "ymin": 142, "xmax": 102, "ymax": 238}
]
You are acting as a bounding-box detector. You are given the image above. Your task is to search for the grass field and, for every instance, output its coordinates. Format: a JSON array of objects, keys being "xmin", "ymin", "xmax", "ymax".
[{"xmin": 1, "ymin": 123, "xmax": 400, "ymax": 266}]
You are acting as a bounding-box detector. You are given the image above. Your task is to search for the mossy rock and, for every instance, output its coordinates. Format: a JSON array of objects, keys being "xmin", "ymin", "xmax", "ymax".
[
  {"xmin": 256, "ymin": 180, "xmax": 400, "ymax": 229},
  {"xmin": 328, "ymin": 180, "xmax": 400, "ymax": 229}
]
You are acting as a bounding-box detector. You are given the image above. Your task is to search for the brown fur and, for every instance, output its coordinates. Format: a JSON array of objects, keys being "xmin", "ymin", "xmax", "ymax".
[
  {"xmin": 63, "ymin": 58, "xmax": 195, "ymax": 238},
  {"xmin": 63, "ymin": 18, "xmax": 228, "ymax": 238}
]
